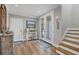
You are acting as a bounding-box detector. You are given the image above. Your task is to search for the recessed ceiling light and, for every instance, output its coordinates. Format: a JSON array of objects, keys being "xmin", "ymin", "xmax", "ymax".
[{"xmin": 15, "ymin": 4, "xmax": 18, "ymax": 7}]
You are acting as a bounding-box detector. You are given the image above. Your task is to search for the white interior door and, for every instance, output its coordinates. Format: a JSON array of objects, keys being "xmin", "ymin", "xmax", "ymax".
[{"xmin": 10, "ymin": 17, "xmax": 23, "ymax": 42}]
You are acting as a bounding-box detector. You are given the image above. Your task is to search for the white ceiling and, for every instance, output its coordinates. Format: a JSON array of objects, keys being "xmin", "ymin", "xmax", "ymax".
[{"xmin": 6, "ymin": 4, "xmax": 60, "ymax": 18}]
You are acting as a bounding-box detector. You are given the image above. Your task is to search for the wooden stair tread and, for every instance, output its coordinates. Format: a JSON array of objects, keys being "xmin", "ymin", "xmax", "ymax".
[
  {"xmin": 56, "ymin": 50, "xmax": 65, "ymax": 55},
  {"xmin": 56, "ymin": 47, "xmax": 75, "ymax": 55},
  {"xmin": 59, "ymin": 45, "xmax": 79, "ymax": 54},
  {"xmin": 60, "ymin": 43, "xmax": 79, "ymax": 52},
  {"xmin": 62, "ymin": 41, "xmax": 79, "ymax": 48}
]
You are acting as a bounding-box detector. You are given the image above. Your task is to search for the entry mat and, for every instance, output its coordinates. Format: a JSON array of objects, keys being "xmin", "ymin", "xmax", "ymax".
[{"xmin": 36, "ymin": 40, "xmax": 52, "ymax": 48}]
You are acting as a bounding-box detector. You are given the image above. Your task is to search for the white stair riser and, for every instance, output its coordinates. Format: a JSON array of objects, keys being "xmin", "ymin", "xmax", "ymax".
[
  {"xmin": 64, "ymin": 38, "xmax": 79, "ymax": 42},
  {"xmin": 65, "ymin": 34, "xmax": 79, "ymax": 38}
]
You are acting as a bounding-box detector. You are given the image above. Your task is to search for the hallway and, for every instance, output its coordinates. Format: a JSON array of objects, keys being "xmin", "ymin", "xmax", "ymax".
[{"xmin": 14, "ymin": 40, "xmax": 56, "ymax": 55}]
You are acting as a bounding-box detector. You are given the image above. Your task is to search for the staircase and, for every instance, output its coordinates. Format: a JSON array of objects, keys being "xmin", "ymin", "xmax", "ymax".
[{"xmin": 55, "ymin": 28, "xmax": 79, "ymax": 55}]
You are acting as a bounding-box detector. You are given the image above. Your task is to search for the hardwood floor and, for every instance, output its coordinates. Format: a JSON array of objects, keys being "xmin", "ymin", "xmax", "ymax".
[{"xmin": 13, "ymin": 40, "xmax": 56, "ymax": 55}]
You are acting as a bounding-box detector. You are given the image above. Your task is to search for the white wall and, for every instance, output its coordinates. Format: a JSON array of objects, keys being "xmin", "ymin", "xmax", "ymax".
[
  {"xmin": 61, "ymin": 4, "xmax": 73, "ymax": 35},
  {"xmin": 61, "ymin": 4, "xmax": 79, "ymax": 34},
  {"xmin": 55, "ymin": 4, "xmax": 74, "ymax": 44},
  {"xmin": 72, "ymin": 4, "xmax": 79, "ymax": 27},
  {"xmin": 9, "ymin": 15, "xmax": 36, "ymax": 42},
  {"xmin": 54, "ymin": 6, "xmax": 62, "ymax": 44}
]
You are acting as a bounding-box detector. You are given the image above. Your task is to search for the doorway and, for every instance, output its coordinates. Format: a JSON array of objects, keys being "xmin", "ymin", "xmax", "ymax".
[{"xmin": 46, "ymin": 16, "xmax": 53, "ymax": 40}]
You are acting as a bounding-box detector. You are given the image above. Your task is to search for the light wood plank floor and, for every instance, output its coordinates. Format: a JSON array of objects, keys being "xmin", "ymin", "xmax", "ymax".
[{"xmin": 13, "ymin": 40, "xmax": 56, "ymax": 55}]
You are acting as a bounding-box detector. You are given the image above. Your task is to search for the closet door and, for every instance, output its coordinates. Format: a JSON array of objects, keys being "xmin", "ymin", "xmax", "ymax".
[{"xmin": 10, "ymin": 17, "xmax": 23, "ymax": 42}]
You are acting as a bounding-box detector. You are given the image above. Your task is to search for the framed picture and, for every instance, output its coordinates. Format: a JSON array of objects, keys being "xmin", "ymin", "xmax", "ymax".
[{"xmin": 26, "ymin": 20, "xmax": 36, "ymax": 28}]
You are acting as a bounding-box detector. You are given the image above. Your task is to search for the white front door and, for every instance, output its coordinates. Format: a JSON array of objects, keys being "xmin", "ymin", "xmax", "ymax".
[{"xmin": 10, "ymin": 17, "xmax": 23, "ymax": 42}]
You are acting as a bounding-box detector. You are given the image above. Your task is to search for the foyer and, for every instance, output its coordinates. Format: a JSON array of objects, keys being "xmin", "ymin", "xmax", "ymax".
[{"xmin": 0, "ymin": 4, "xmax": 79, "ymax": 55}]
